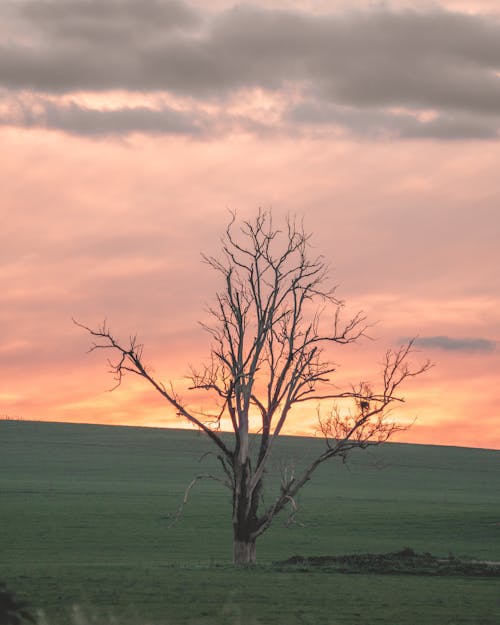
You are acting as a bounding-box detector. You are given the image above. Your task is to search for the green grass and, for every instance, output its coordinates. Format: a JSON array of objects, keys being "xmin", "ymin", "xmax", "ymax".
[{"xmin": 1, "ymin": 420, "xmax": 499, "ymax": 624}]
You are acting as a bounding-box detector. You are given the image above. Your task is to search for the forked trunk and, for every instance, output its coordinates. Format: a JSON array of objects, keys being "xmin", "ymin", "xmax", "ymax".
[{"xmin": 233, "ymin": 536, "xmax": 257, "ymax": 565}]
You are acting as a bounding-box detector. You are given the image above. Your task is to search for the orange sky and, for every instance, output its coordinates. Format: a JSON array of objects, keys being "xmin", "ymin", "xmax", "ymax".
[{"xmin": 1, "ymin": 1, "xmax": 499, "ymax": 450}]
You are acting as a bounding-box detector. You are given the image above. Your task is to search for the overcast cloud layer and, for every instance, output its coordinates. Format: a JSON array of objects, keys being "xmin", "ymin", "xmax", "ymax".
[{"xmin": 1, "ymin": 1, "xmax": 500, "ymax": 138}]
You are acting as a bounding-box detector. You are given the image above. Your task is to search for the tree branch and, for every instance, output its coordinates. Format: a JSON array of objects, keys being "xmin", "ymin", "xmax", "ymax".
[
  {"xmin": 167, "ymin": 473, "xmax": 231, "ymax": 528},
  {"xmin": 73, "ymin": 318, "xmax": 233, "ymax": 460}
]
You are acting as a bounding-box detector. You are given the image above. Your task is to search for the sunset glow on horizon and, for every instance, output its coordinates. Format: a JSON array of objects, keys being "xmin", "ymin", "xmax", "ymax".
[{"xmin": 1, "ymin": 0, "xmax": 499, "ymax": 450}]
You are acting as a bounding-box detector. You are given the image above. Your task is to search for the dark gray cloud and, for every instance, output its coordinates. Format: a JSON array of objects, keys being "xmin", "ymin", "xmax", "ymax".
[
  {"xmin": 19, "ymin": 0, "xmax": 200, "ymax": 41},
  {"xmin": 1, "ymin": 1, "xmax": 500, "ymax": 138},
  {"xmin": 289, "ymin": 101, "xmax": 500, "ymax": 140},
  {"xmin": 415, "ymin": 336, "xmax": 497, "ymax": 352},
  {"xmin": 0, "ymin": 95, "xmax": 203, "ymax": 136}
]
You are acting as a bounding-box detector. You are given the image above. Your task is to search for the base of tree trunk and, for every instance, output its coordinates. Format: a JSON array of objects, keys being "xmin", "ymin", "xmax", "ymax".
[{"xmin": 233, "ymin": 539, "xmax": 256, "ymax": 565}]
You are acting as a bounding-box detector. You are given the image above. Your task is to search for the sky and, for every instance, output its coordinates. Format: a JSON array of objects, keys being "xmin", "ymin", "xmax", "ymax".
[{"xmin": 1, "ymin": 0, "xmax": 499, "ymax": 450}]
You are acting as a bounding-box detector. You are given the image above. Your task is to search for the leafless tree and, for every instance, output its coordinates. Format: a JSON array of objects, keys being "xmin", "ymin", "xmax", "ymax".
[{"xmin": 76, "ymin": 211, "xmax": 431, "ymax": 565}]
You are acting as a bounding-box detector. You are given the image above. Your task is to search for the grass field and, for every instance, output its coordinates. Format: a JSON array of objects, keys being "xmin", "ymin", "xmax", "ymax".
[{"xmin": 1, "ymin": 420, "xmax": 499, "ymax": 624}]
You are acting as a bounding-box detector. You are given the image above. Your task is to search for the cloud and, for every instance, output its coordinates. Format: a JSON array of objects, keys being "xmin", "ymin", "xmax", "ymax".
[
  {"xmin": 288, "ymin": 101, "xmax": 500, "ymax": 140},
  {"xmin": 18, "ymin": 0, "xmax": 200, "ymax": 42},
  {"xmin": 0, "ymin": 96, "xmax": 204, "ymax": 136},
  {"xmin": 414, "ymin": 336, "xmax": 497, "ymax": 352},
  {"xmin": 1, "ymin": 2, "xmax": 500, "ymax": 138}
]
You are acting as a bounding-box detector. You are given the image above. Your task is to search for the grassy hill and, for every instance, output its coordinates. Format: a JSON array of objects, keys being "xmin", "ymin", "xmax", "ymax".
[{"xmin": 1, "ymin": 419, "xmax": 499, "ymax": 624}]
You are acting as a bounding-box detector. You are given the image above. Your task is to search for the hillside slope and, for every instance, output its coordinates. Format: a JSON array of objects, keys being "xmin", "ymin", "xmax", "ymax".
[{"xmin": 1, "ymin": 420, "xmax": 499, "ymax": 624}]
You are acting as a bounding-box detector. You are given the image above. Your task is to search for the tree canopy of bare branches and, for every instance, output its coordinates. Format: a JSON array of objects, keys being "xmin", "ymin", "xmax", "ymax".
[{"xmin": 76, "ymin": 210, "xmax": 431, "ymax": 564}]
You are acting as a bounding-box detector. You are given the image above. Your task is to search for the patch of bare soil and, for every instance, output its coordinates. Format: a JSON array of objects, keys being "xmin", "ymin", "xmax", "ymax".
[{"xmin": 277, "ymin": 548, "xmax": 500, "ymax": 577}]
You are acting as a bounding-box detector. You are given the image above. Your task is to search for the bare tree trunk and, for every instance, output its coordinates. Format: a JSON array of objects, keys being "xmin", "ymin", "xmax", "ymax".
[
  {"xmin": 232, "ymin": 459, "xmax": 260, "ymax": 564},
  {"xmin": 233, "ymin": 533, "xmax": 257, "ymax": 565}
]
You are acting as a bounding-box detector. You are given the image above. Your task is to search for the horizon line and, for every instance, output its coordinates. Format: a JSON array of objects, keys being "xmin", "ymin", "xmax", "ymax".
[{"xmin": 1, "ymin": 417, "xmax": 498, "ymax": 453}]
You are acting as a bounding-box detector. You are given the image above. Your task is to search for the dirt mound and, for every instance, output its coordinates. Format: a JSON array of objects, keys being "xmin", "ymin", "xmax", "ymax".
[{"xmin": 277, "ymin": 549, "xmax": 500, "ymax": 577}]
